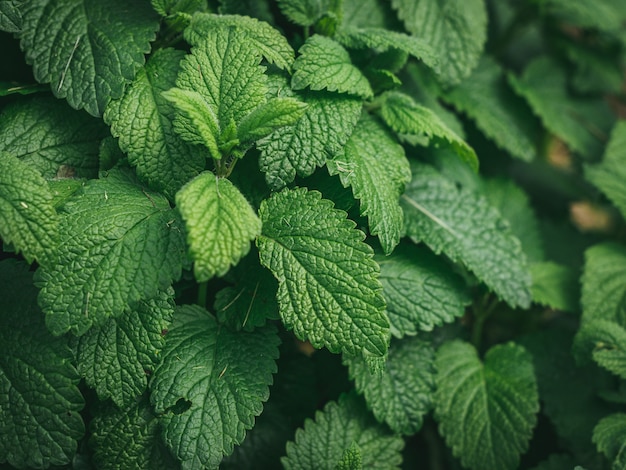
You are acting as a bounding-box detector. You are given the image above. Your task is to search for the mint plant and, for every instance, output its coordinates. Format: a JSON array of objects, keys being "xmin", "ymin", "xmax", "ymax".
[{"xmin": 0, "ymin": 0, "xmax": 625, "ymax": 469}]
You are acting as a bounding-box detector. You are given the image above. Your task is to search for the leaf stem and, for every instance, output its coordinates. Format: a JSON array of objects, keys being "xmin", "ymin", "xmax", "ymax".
[
  {"xmin": 197, "ymin": 281, "xmax": 208, "ymax": 308},
  {"xmin": 471, "ymin": 293, "xmax": 499, "ymax": 349}
]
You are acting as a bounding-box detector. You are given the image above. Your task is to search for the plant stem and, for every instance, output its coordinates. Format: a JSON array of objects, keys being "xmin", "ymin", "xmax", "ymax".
[
  {"xmin": 471, "ymin": 293, "xmax": 499, "ymax": 349},
  {"xmin": 197, "ymin": 281, "xmax": 208, "ymax": 308}
]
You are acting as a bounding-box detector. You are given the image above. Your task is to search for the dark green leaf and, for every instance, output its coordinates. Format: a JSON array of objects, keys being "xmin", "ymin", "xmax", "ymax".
[{"xmin": 0, "ymin": 0, "xmax": 21, "ymax": 32}]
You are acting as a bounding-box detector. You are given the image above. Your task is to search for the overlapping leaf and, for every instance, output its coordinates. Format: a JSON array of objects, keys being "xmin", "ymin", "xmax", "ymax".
[
  {"xmin": 593, "ymin": 413, "xmax": 626, "ymax": 469},
  {"xmin": 574, "ymin": 320, "xmax": 626, "ymax": 379},
  {"xmin": 530, "ymin": 262, "xmax": 578, "ymax": 312},
  {"xmin": 581, "ymin": 243, "xmax": 626, "ymax": 323},
  {"xmin": 277, "ymin": 0, "xmax": 338, "ymax": 26}
]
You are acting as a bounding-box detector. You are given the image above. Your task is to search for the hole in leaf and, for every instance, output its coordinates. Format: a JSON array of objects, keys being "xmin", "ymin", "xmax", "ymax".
[{"xmin": 170, "ymin": 398, "xmax": 192, "ymax": 415}]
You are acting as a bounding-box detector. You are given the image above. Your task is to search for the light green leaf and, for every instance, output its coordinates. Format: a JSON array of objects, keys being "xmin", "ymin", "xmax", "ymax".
[
  {"xmin": 237, "ymin": 97, "xmax": 308, "ymax": 146},
  {"xmin": 380, "ymin": 91, "xmax": 478, "ymax": 172},
  {"xmin": 0, "ymin": 154, "xmax": 58, "ymax": 267},
  {"xmin": 341, "ymin": 0, "xmax": 399, "ymax": 29},
  {"xmin": 345, "ymin": 336, "xmax": 435, "ymax": 435},
  {"xmin": 19, "ymin": 0, "xmax": 159, "ymax": 116},
  {"xmin": 77, "ymin": 290, "xmax": 174, "ymax": 407},
  {"xmin": 257, "ymin": 188, "xmax": 390, "ymax": 359},
  {"xmin": 277, "ymin": 0, "xmax": 336, "ymax": 26},
  {"xmin": 336, "ymin": 442, "xmax": 362, "ymax": 470},
  {"xmin": 530, "ymin": 262, "xmax": 579, "ymax": 312},
  {"xmin": 105, "ymin": 48, "xmax": 205, "ymax": 199},
  {"xmin": 585, "ymin": 121, "xmax": 626, "ymax": 219},
  {"xmin": 574, "ymin": 320, "xmax": 626, "ymax": 380},
  {"xmin": 150, "ymin": 305, "xmax": 280, "ymax": 469},
  {"xmin": 581, "ymin": 243, "xmax": 626, "ymax": 323},
  {"xmin": 376, "ymin": 244, "xmax": 470, "ymax": 337},
  {"xmin": 593, "ymin": 413, "xmax": 626, "ymax": 470},
  {"xmin": 176, "ymin": 172, "xmax": 261, "ymax": 282},
  {"xmin": 390, "ymin": 0, "xmax": 487, "ymax": 86},
  {"xmin": 327, "ymin": 113, "xmax": 411, "ymax": 254},
  {"xmin": 402, "ymin": 163, "xmax": 532, "ymax": 309},
  {"xmin": 443, "ymin": 56, "xmax": 538, "ymax": 162},
  {"xmin": 38, "ymin": 169, "xmax": 186, "ymax": 336},
  {"xmin": 0, "ymin": 0, "xmax": 21, "ymax": 32},
  {"xmin": 0, "ymin": 96, "xmax": 108, "ymax": 179},
  {"xmin": 0, "ymin": 260, "xmax": 84, "ymax": 468},
  {"xmin": 282, "ymin": 392, "xmax": 404, "ymax": 469},
  {"xmin": 292, "ymin": 35, "xmax": 373, "ymax": 99},
  {"xmin": 435, "ymin": 340, "xmax": 539, "ymax": 470}
]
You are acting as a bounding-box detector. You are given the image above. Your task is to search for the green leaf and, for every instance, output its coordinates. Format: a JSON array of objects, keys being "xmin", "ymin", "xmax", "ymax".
[
  {"xmin": 152, "ymin": 0, "xmax": 205, "ymax": 16},
  {"xmin": 585, "ymin": 121, "xmax": 626, "ymax": 220},
  {"xmin": 336, "ymin": 442, "xmax": 362, "ymax": 470},
  {"xmin": 0, "ymin": 260, "xmax": 84, "ymax": 468},
  {"xmin": 292, "ymin": 35, "xmax": 373, "ymax": 99},
  {"xmin": 341, "ymin": 0, "xmax": 400, "ymax": 29},
  {"xmin": 150, "ymin": 305, "xmax": 280, "ymax": 469},
  {"xmin": 442, "ymin": 56, "xmax": 538, "ymax": 162},
  {"xmin": 175, "ymin": 172, "xmax": 262, "ymax": 281},
  {"xmin": 0, "ymin": 0, "xmax": 21, "ymax": 32},
  {"xmin": 390, "ymin": 0, "xmax": 487, "ymax": 86},
  {"xmin": 380, "ymin": 91, "xmax": 478, "ymax": 172},
  {"xmin": 257, "ymin": 187, "xmax": 390, "ymax": 359},
  {"xmin": 105, "ymin": 48, "xmax": 205, "ymax": 199},
  {"xmin": 19, "ymin": 0, "xmax": 159, "ymax": 116},
  {"xmin": 237, "ymin": 97, "xmax": 308, "ymax": 146},
  {"xmin": 218, "ymin": 0, "xmax": 275, "ymax": 23},
  {"xmin": 402, "ymin": 163, "xmax": 532, "ymax": 309},
  {"xmin": 282, "ymin": 392, "xmax": 404, "ymax": 469},
  {"xmin": 0, "ymin": 96, "xmax": 108, "ymax": 179},
  {"xmin": 0, "ymin": 154, "xmax": 58, "ymax": 266},
  {"xmin": 574, "ymin": 320, "xmax": 626, "ymax": 380},
  {"xmin": 345, "ymin": 336, "xmax": 435, "ymax": 435},
  {"xmin": 38, "ymin": 169, "xmax": 186, "ymax": 336},
  {"xmin": 327, "ymin": 113, "xmax": 411, "ymax": 254},
  {"xmin": 376, "ymin": 244, "xmax": 470, "ymax": 337},
  {"xmin": 528, "ymin": 454, "xmax": 581, "ymax": 470},
  {"xmin": 277, "ymin": 0, "xmax": 336, "ymax": 26},
  {"xmin": 593, "ymin": 413, "xmax": 626, "ymax": 469},
  {"xmin": 539, "ymin": 0, "xmax": 626, "ymax": 34},
  {"xmin": 434, "ymin": 340, "xmax": 539, "ymax": 470},
  {"xmin": 77, "ymin": 289, "xmax": 174, "ymax": 407},
  {"xmin": 530, "ymin": 262, "xmax": 579, "ymax": 312}
]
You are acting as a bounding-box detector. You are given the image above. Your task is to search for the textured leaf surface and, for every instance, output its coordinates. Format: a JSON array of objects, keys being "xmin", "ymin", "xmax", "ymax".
[
  {"xmin": 402, "ymin": 163, "xmax": 532, "ymax": 308},
  {"xmin": 282, "ymin": 392, "xmax": 404, "ymax": 469},
  {"xmin": 105, "ymin": 48, "xmax": 205, "ymax": 199},
  {"xmin": 593, "ymin": 413, "xmax": 626, "ymax": 469},
  {"xmin": 176, "ymin": 172, "xmax": 261, "ymax": 281},
  {"xmin": 390, "ymin": 0, "xmax": 487, "ymax": 86},
  {"xmin": 345, "ymin": 336, "xmax": 435, "ymax": 435},
  {"xmin": 19, "ymin": 0, "xmax": 159, "ymax": 116},
  {"xmin": 237, "ymin": 97, "xmax": 308, "ymax": 146},
  {"xmin": 435, "ymin": 340, "xmax": 539, "ymax": 470},
  {"xmin": 277, "ymin": 0, "xmax": 335, "ymax": 26},
  {"xmin": 150, "ymin": 305, "xmax": 279, "ymax": 469},
  {"xmin": 530, "ymin": 262, "xmax": 578, "ymax": 312},
  {"xmin": 0, "ymin": 154, "xmax": 58, "ymax": 266},
  {"xmin": 376, "ymin": 244, "xmax": 470, "ymax": 337},
  {"xmin": 380, "ymin": 91, "xmax": 478, "ymax": 172},
  {"xmin": 0, "ymin": 260, "xmax": 84, "ymax": 468},
  {"xmin": 257, "ymin": 188, "xmax": 390, "ymax": 358},
  {"xmin": 0, "ymin": 96, "xmax": 108, "ymax": 178},
  {"xmin": 581, "ymin": 243, "xmax": 626, "ymax": 323},
  {"xmin": 341, "ymin": 0, "xmax": 400, "ymax": 29},
  {"xmin": 0, "ymin": 0, "xmax": 21, "ymax": 32},
  {"xmin": 292, "ymin": 35, "xmax": 373, "ymax": 98},
  {"xmin": 38, "ymin": 169, "xmax": 186, "ymax": 336},
  {"xmin": 77, "ymin": 290, "xmax": 174, "ymax": 407},
  {"xmin": 574, "ymin": 320, "xmax": 626, "ymax": 379},
  {"xmin": 327, "ymin": 114, "xmax": 410, "ymax": 254}
]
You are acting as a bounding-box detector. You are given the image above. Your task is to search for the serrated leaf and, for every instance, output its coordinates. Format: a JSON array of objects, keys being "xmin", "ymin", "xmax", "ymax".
[
  {"xmin": 292, "ymin": 35, "xmax": 372, "ymax": 99},
  {"xmin": 0, "ymin": 154, "xmax": 58, "ymax": 266},
  {"xmin": 390, "ymin": 0, "xmax": 487, "ymax": 86},
  {"xmin": 327, "ymin": 113, "xmax": 411, "ymax": 254},
  {"xmin": 282, "ymin": 392, "xmax": 404, "ymax": 469},
  {"xmin": 581, "ymin": 243, "xmax": 626, "ymax": 323},
  {"xmin": 434, "ymin": 340, "xmax": 539, "ymax": 470},
  {"xmin": 380, "ymin": 91, "xmax": 478, "ymax": 172},
  {"xmin": 176, "ymin": 172, "xmax": 262, "ymax": 281},
  {"xmin": 152, "ymin": 0, "xmax": 204, "ymax": 16},
  {"xmin": 530, "ymin": 262, "xmax": 579, "ymax": 312},
  {"xmin": 574, "ymin": 320, "xmax": 626, "ymax": 380},
  {"xmin": 402, "ymin": 163, "xmax": 532, "ymax": 308},
  {"xmin": 19, "ymin": 0, "xmax": 159, "ymax": 116},
  {"xmin": 38, "ymin": 169, "xmax": 186, "ymax": 336},
  {"xmin": 442, "ymin": 56, "xmax": 538, "ymax": 162},
  {"xmin": 150, "ymin": 305, "xmax": 280, "ymax": 469},
  {"xmin": 593, "ymin": 413, "xmax": 626, "ymax": 469},
  {"xmin": 341, "ymin": 0, "xmax": 400, "ymax": 29},
  {"xmin": 0, "ymin": 0, "xmax": 21, "ymax": 32},
  {"xmin": 237, "ymin": 97, "xmax": 308, "ymax": 146},
  {"xmin": 345, "ymin": 336, "xmax": 435, "ymax": 435},
  {"xmin": 105, "ymin": 48, "xmax": 205, "ymax": 199},
  {"xmin": 0, "ymin": 260, "xmax": 84, "ymax": 468},
  {"xmin": 77, "ymin": 290, "xmax": 174, "ymax": 407},
  {"xmin": 0, "ymin": 96, "xmax": 108, "ymax": 179},
  {"xmin": 257, "ymin": 188, "xmax": 390, "ymax": 359},
  {"xmin": 258, "ymin": 90, "xmax": 362, "ymax": 189},
  {"xmin": 376, "ymin": 244, "xmax": 470, "ymax": 337},
  {"xmin": 277, "ymin": 0, "xmax": 334, "ymax": 26},
  {"xmin": 336, "ymin": 442, "xmax": 362, "ymax": 470}
]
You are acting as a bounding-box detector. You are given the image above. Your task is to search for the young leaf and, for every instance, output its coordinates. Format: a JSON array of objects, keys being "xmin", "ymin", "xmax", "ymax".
[
  {"xmin": 345, "ymin": 336, "xmax": 436, "ymax": 435},
  {"xmin": 38, "ymin": 169, "xmax": 186, "ymax": 336},
  {"xmin": 390, "ymin": 0, "xmax": 487, "ymax": 86},
  {"xmin": 292, "ymin": 35, "xmax": 373, "ymax": 99},
  {"xmin": 327, "ymin": 113, "xmax": 411, "ymax": 254},
  {"xmin": 175, "ymin": 172, "xmax": 262, "ymax": 282},
  {"xmin": 434, "ymin": 340, "xmax": 539, "ymax": 470},
  {"xmin": 380, "ymin": 91, "xmax": 478, "ymax": 172},
  {"xmin": 257, "ymin": 188, "xmax": 390, "ymax": 359},
  {"xmin": 402, "ymin": 163, "xmax": 532, "ymax": 309},
  {"xmin": 593, "ymin": 413, "xmax": 626, "ymax": 469},
  {"xmin": 19, "ymin": 0, "xmax": 159, "ymax": 116},
  {"xmin": 376, "ymin": 244, "xmax": 471, "ymax": 337},
  {"xmin": 282, "ymin": 392, "xmax": 404, "ymax": 469},
  {"xmin": 105, "ymin": 48, "xmax": 205, "ymax": 199},
  {"xmin": 0, "ymin": 154, "xmax": 58, "ymax": 267},
  {"xmin": 581, "ymin": 243, "xmax": 626, "ymax": 323},
  {"xmin": 574, "ymin": 320, "xmax": 626, "ymax": 379},
  {"xmin": 0, "ymin": 260, "xmax": 84, "ymax": 468},
  {"xmin": 530, "ymin": 262, "xmax": 579, "ymax": 312},
  {"xmin": 150, "ymin": 305, "xmax": 280, "ymax": 469},
  {"xmin": 237, "ymin": 97, "xmax": 308, "ymax": 146}
]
